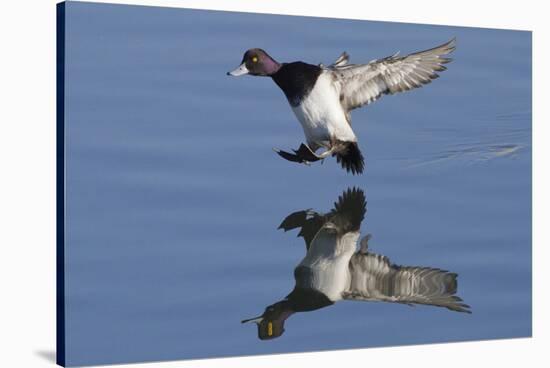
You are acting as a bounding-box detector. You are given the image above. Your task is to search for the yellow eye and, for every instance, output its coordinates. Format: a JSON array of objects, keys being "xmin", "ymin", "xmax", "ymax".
[{"xmin": 252, "ymin": 56, "xmax": 258, "ymax": 63}]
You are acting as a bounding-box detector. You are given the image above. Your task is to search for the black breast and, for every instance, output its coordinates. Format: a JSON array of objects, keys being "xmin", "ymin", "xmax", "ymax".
[
  {"xmin": 271, "ymin": 62, "xmax": 322, "ymax": 107},
  {"xmin": 286, "ymin": 286, "xmax": 334, "ymax": 312},
  {"xmin": 287, "ymin": 266, "xmax": 334, "ymax": 312}
]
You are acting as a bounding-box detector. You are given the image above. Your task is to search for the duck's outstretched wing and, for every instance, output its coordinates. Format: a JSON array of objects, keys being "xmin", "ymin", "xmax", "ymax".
[
  {"xmin": 342, "ymin": 250, "xmax": 471, "ymax": 313},
  {"xmin": 332, "ymin": 38, "xmax": 456, "ymax": 111}
]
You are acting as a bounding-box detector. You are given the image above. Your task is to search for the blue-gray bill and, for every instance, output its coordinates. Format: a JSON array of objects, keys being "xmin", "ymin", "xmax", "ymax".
[{"xmin": 227, "ymin": 63, "xmax": 249, "ymax": 76}]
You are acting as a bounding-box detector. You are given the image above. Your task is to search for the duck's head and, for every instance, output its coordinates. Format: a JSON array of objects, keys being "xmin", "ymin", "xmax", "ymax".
[
  {"xmin": 227, "ymin": 48, "xmax": 281, "ymax": 77},
  {"xmin": 241, "ymin": 300, "xmax": 293, "ymax": 340}
]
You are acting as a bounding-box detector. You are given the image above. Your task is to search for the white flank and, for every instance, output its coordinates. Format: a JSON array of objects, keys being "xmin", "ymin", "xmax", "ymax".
[{"xmin": 291, "ymin": 72, "xmax": 357, "ymax": 147}]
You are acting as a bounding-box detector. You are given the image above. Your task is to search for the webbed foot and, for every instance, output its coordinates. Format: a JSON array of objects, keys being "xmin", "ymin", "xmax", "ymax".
[{"xmin": 273, "ymin": 144, "xmax": 323, "ymax": 164}]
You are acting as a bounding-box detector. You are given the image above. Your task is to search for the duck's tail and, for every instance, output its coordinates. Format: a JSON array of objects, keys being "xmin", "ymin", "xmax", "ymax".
[{"xmin": 334, "ymin": 142, "xmax": 364, "ymax": 175}]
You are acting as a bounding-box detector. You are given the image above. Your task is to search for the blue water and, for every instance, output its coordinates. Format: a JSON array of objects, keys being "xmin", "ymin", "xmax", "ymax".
[{"xmin": 63, "ymin": 1, "xmax": 532, "ymax": 366}]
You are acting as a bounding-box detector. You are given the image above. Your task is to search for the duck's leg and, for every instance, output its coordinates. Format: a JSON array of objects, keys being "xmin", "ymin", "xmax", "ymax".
[
  {"xmin": 297, "ymin": 142, "xmax": 346, "ymax": 160},
  {"xmin": 274, "ymin": 142, "xmax": 342, "ymax": 164}
]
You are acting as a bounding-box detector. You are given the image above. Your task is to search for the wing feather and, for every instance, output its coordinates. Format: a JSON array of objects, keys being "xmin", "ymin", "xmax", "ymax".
[{"xmin": 330, "ymin": 51, "xmax": 350, "ymax": 68}]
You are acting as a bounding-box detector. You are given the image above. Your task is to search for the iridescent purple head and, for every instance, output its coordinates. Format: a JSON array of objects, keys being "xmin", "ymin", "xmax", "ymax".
[{"xmin": 227, "ymin": 48, "xmax": 281, "ymax": 77}]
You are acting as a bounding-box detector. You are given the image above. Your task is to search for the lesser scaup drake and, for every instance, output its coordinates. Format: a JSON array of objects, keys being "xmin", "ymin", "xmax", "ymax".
[
  {"xmin": 228, "ymin": 39, "xmax": 456, "ymax": 174},
  {"xmin": 242, "ymin": 187, "xmax": 470, "ymax": 340}
]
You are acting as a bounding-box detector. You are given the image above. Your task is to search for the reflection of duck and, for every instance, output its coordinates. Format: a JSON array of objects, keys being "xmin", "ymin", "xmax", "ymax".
[
  {"xmin": 228, "ymin": 40, "xmax": 455, "ymax": 175},
  {"xmin": 242, "ymin": 188, "xmax": 470, "ymax": 340}
]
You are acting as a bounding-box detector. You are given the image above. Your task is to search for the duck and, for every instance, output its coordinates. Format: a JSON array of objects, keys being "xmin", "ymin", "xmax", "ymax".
[
  {"xmin": 228, "ymin": 39, "xmax": 456, "ymax": 174},
  {"xmin": 242, "ymin": 187, "xmax": 470, "ymax": 340}
]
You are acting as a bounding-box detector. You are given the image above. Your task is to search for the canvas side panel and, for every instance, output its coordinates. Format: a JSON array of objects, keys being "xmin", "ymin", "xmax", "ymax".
[{"xmin": 56, "ymin": 2, "xmax": 66, "ymax": 367}]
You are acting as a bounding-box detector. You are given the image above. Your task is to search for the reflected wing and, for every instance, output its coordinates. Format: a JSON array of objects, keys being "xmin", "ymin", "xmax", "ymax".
[
  {"xmin": 278, "ymin": 210, "xmax": 326, "ymax": 250},
  {"xmin": 327, "ymin": 187, "xmax": 366, "ymax": 234},
  {"xmin": 343, "ymin": 251, "xmax": 471, "ymax": 313},
  {"xmin": 332, "ymin": 38, "xmax": 456, "ymax": 111},
  {"xmin": 278, "ymin": 188, "xmax": 366, "ymax": 250}
]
